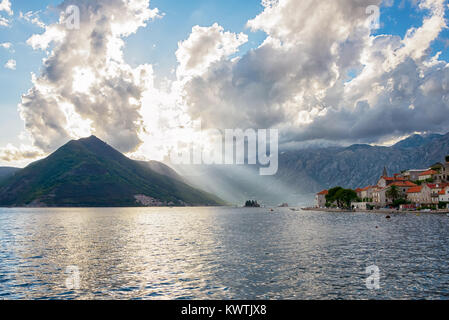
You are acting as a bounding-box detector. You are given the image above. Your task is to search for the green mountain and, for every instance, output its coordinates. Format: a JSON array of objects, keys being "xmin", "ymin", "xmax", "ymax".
[{"xmin": 0, "ymin": 136, "xmax": 225, "ymax": 207}]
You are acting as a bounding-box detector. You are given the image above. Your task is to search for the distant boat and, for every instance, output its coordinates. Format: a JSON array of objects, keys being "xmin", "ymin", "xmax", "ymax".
[{"xmin": 278, "ymin": 203, "xmax": 289, "ymax": 207}]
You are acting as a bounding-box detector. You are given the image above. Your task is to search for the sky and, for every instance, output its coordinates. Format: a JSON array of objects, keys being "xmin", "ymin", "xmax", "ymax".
[{"xmin": 0, "ymin": 0, "xmax": 448, "ymax": 167}]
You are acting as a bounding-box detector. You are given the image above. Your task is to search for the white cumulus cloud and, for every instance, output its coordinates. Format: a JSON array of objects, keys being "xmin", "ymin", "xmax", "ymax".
[
  {"xmin": 4, "ymin": 59, "xmax": 16, "ymax": 70},
  {"xmin": 177, "ymin": 0, "xmax": 449, "ymax": 146},
  {"xmin": 176, "ymin": 23, "xmax": 248, "ymax": 80}
]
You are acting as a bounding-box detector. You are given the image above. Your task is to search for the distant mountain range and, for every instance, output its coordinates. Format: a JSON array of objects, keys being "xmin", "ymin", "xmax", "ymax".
[
  {"xmin": 174, "ymin": 132, "xmax": 449, "ymax": 206},
  {"xmin": 0, "ymin": 136, "xmax": 224, "ymax": 207},
  {"xmin": 273, "ymin": 132, "xmax": 449, "ymax": 194},
  {"xmin": 0, "ymin": 167, "xmax": 20, "ymax": 182}
]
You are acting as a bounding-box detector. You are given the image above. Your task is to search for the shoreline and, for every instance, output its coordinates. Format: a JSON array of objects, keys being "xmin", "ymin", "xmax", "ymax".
[
  {"xmin": 0, "ymin": 205, "xmax": 229, "ymax": 209},
  {"xmin": 302, "ymin": 207, "xmax": 449, "ymax": 214}
]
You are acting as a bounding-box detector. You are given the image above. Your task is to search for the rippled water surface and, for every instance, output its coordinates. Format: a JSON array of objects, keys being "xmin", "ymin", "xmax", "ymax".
[{"xmin": 1, "ymin": 207, "xmax": 449, "ymax": 299}]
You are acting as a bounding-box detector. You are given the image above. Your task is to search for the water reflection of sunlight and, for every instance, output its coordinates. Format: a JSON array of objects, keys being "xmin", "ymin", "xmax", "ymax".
[
  {"xmin": 8, "ymin": 207, "xmax": 229, "ymax": 299},
  {"xmin": 132, "ymin": 207, "xmax": 228, "ymax": 299}
]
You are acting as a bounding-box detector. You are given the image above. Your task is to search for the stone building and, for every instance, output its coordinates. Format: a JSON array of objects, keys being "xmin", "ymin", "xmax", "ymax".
[{"xmin": 315, "ymin": 190, "xmax": 328, "ymax": 208}]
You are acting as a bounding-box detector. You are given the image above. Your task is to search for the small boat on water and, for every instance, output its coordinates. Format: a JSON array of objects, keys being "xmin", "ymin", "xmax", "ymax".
[{"xmin": 278, "ymin": 203, "xmax": 289, "ymax": 208}]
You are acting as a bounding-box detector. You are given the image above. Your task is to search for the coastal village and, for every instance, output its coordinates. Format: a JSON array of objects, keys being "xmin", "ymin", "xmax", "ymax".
[{"xmin": 315, "ymin": 156, "xmax": 449, "ymax": 212}]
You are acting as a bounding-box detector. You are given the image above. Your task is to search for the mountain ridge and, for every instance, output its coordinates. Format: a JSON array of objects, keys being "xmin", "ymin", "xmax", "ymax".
[
  {"xmin": 274, "ymin": 132, "xmax": 449, "ymax": 194},
  {"xmin": 175, "ymin": 132, "xmax": 449, "ymax": 206},
  {"xmin": 0, "ymin": 135, "xmax": 225, "ymax": 207},
  {"xmin": 0, "ymin": 167, "xmax": 20, "ymax": 182}
]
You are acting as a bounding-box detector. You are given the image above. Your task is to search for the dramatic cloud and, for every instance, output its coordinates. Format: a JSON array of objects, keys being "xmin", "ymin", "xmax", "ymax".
[
  {"xmin": 289, "ymin": 0, "xmax": 449, "ymax": 144},
  {"xmin": 4, "ymin": 59, "xmax": 15, "ymax": 70},
  {"xmin": 133, "ymin": 23, "xmax": 249, "ymax": 161},
  {"xmin": 176, "ymin": 23, "xmax": 248, "ymax": 80},
  {"xmin": 179, "ymin": 0, "xmax": 380, "ymax": 131},
  {"xmin": 19, "ymin": 0, "xmax": 161, "ymax": 154},
  {"xmin": 178, "ymin": 0, "xmax": 449, "ymax": 146},
  {"xmin": 3, "ymin": 0, "xmax": 449, "ymax": 165}
]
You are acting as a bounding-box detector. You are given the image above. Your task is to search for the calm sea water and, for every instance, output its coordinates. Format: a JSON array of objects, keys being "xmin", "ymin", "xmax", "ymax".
[{"xmin": 0, "ymin": 207, "xmax": 448, "ymax": 300}]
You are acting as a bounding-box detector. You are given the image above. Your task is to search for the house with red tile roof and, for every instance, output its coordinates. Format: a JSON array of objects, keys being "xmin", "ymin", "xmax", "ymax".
[
  {"xmin": 387, "ymin": 181, "xmax": 418, "ymax": 199},
  {"xmin": 355, "ymin": 188, "xmax": 363, "ymax": 199},
  {"xmin": 372, "ymin": 187, "xmax": 388, "ymax": 206},
  {"xmin": 439, "ymin": 187, "xmax": 449, "ymax": 203},
  {"xmin": 406, "ymin": 186, "xmax": 424, "ymax": 204},
  {"xmin": 377, "ymin": 175, "xmax": 409, "ymax": 188},
  {"xmin": 371, "ymin": 181, "xmax": 417, "ymax": 206},
  {"xmin": 427, "ymin": 183, "xmax": 449, "ymax": 204},
  {"xmin": 315, "ymin": 190, "xmax": 328, "ymax": 208},
  {"xmin": 390, "ymin": 181, "xmax": 417, "ymax": 188},
  {"xmin": 393, "ymin": 173, "xmax": 406, "ymax": 181},
  {"xmin": 359, "ymin": 186, "xmax": 378, "ymax": 200},
  {"xmin": 418, "ymin": 170, "xmax": 438, "ymax": 181},
  {"xmin": 402, "ymin": 169, "xmax": 430, "ymax": 181},
  {"xmin": 407, "ymin": 186, "xmax": 422, "ymax": 194},
  {"xmin": 430, "ymin": 158, "xmax": 449, "ymax": 183},
  {"xmin": 406, "ymin": 184, "xmax": 434, "ymax": 205}
]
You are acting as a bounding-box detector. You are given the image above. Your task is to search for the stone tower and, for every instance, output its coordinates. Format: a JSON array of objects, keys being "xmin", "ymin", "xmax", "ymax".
[{"xmin": 382, "ymin": 166, "xmax": 388, "ymax": 177}]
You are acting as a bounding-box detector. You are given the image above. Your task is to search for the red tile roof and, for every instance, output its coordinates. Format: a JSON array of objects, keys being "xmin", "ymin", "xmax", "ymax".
[
  {"xmin": 419, "ymin": 170, "xmax": 437, "ymax": 176},
  {"xmin": 439, "ymin": 188, "xmax": 446, "ymax": 195},
  {"xmin": 390, "ymin": 181, "xmax": 417, "ymax": 187},
  {"xmin": 427, "ymin": 183, "xmax": 449, "ymax": 189},
  {"xmin": 407, "ymin": 186, "xmax": 423, "ymax": 193},
  {"xmin": 317, "ymin": 190, "xmax": 328, "ymax": 195}
]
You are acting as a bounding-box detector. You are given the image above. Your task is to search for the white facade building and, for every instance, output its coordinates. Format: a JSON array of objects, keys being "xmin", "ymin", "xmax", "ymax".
[
  {"xmin": 439, "ymin": 187, "xmax": 449, "ymax": 203},
  {"xmin": 315, "ymin": 190, "xmax": 328, "ymax": 208}
]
